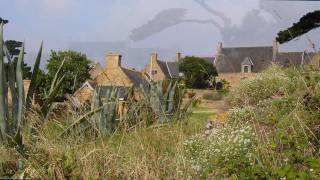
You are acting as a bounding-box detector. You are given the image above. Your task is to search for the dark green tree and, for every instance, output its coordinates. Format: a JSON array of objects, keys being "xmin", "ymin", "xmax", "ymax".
[
  {"xmin": 45, "ymin": 50, "xmax": 91, "ymax": 99},
  {"xmin": 179, "ymin": 56, "xmax": 218, "ymax": 89},
  {"xmin": 0, "ymin": 17, "xmax": 9, "ymax": 24},
  {"xmin": 276, "ymin": 10, "xmax": 320, "ymax": 44},
  {"xmin": 4, "ymin": 40, "xmax": 32, "ymax": 79}
]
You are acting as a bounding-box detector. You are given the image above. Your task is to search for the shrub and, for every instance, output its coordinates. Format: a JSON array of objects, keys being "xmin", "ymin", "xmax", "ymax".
[
  {"xmin": 183, "ymin": 120, "xmax": 256, "ymax": 178},
  {"xmin": 228, "ymin": 64, "xmax": 304, "ymax": 106},
  {"xmin": 202, "ymin": 91, "xmax": 223, "ymax": 101}
]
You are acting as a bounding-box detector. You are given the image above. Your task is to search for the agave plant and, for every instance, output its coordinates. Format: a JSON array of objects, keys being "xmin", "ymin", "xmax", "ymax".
[
  {"xmin": 0, "ymin": 23, "xmax": 65, "ymax": 144},
  {"xmin": 91, "ymin": 86, "xmax": 119, "ymax": 135},
  {"xmin": 0, "ymin": 23, "xmax": 42, "ymax": 143},
  {"xmin": 61, "ymin": 86, "xmax": 120, "ymax": 136},
  {"xmin": 141, "ymin": 79, "xmax": 197, "ymax": 122}
]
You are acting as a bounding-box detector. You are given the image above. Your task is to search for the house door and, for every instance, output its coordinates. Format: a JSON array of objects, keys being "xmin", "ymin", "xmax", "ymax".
[{"xmin": 244, "ymin": 65, "xmax": 249, "ymax": 73}]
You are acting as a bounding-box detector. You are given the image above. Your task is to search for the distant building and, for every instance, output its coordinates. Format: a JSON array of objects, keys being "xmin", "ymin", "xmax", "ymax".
[
  {"xmin": 214, "ymin": 41, "xmax": 313, "ymax": 85},
  {"xmin": 74, "ymin": 53, "xmax": 148, "ymax": 103}
]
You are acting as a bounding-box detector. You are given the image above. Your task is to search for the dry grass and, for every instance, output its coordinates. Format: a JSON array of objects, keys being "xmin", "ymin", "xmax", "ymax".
[{"xmin": 1, "ymin": 111, "xmax": 210, "ymax": 179}]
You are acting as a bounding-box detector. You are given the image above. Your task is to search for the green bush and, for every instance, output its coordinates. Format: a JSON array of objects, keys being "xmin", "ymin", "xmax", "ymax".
[
  {"xmin": 228, "ymin": 64, "xmax": 304, "ymax": 106},
  {"xmin": 183, "ymin": 121, "xmax": 256, "ymax": 178}
]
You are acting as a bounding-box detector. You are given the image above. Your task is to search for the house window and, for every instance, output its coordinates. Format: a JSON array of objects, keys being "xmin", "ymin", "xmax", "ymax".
[{"xmin": 152, "ymin": 70, "xmax": 157, "ymax": 75}]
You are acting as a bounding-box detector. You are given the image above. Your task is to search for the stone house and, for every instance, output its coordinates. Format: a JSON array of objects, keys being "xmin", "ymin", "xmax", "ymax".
[
  {"xmin": 144, "ymin": 52, "xmax": 181, "ymax": 81},
  {"xmin": 74, "ymin": 53, "xmax": 148, "ymax": 103},
  {"xmin": 214, "ymin": 41, "xmax": 313, "ymax": 85}
]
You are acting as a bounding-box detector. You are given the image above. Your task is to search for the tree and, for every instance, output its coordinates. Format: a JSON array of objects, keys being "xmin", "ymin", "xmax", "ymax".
[
  {"xmin": 0, "ymin": 17, "xmax": 8, "ymax": 25},
  {"xmin": 276, "ymin": 10, "xmax": 320, "ymax": 44},
  {"xmin": 179, "ymin": 56, "xmax": 218, "ymax": 89},
  {"xmin": 45, "ymin": 50, "xmax": 91, "ymax": 99},
  {"xmin": 4, "ymin": 40, "xmax": 32, "ymax": 79}
]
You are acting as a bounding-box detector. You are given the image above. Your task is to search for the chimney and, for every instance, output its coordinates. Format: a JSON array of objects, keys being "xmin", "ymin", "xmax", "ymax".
[
  {"xmin": 106, "ymin": 53, "xmax": 122, "ymax": 69},
  {"xmin": 217, "ymin": 42, "xmax": 223, "ymax": 54},
  {"xmin": 149, "ymin": 52, "xmax": 158, "ymax": 81},
  {"xmin": 176, "ymin": 52, "xmax": 181, "ymax": 62},
  {"xmin": 272, "ymin": 40, "xmax": 278, "ymax": 62},
  {"xmin": 151, "ymin": 52, "xmax": 158, "ymax": 63}
]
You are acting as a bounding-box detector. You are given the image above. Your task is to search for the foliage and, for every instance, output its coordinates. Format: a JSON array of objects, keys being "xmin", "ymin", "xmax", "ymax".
[
  {"xmin": 214, "ymin": 64, "xmax": 320, "ymax": 179},
  {"xmin": 276, "ymin": 10, "xmax": 320, "ymax": 44},
  {"xmin": 179, "ymin": 56, "xmax": 218, "ymax": 89},
  {"xmin": 202, "ymin": 91, "xmax": 223, "ymax": 101},
  {"xmin": 0, "ymin": 18, "xmax": 8, "ymax": 25},
  {"xmin": 4, "ymin": 40, "xmax": 32, "ymax": 79},
  {"xmin": 228, "ymin": 64, "xmax": 304, "ymax": 106},
  {"xmin": 0, "ymin": 24, "xmax": 42, "ymax": 146},
  {"xmin": 183, "ymin": 121, "xmax": 256, "ymax": 178},
  {"xmin": 45, "ymin": 50, "xmax": 91, "ymax": 99},
  {"xmin": 62, "ymin": 80, "xmax": 197, "ymax": 137}
]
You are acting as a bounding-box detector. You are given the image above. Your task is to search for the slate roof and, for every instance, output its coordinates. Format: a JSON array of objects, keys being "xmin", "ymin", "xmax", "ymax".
[
  {"xmin": 95, "ymin": 86, "xmax": 132, "ymax": 99},
  {"xmin": 157, "ymin": 60, "xmax": 180, "ymax": 78},
  {"xmin": 89, "ymin": 63, "xmax": 104, "ymax": 79},
  {"xmin": 121, "ymin": 67, "xmax": 149, "ymax": 88},
  {"xmin": 217, "ymin": 46, "xmax": 273, "ymax": 73},
  {"xmin": 156, "ymin": 56, "xmax": 214, "ymax": 79},
  {"xmin": 242, "ymin": 57, "xmax": 254, "ymax": 66},
  {"xmin": 276, "ymin": 52, "xmax": 313, "ymax": 67}
]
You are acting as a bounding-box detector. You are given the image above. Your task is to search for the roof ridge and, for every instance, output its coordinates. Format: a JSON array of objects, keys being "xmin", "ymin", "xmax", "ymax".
[{"xmin": 223, "ymin": 46, "xmax": 272, "ymax": 49}]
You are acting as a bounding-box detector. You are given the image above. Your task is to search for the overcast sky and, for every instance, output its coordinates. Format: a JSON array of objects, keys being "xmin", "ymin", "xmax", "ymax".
[{"xmin": 1, "ymin": 0, "xmax": 320, "ymax": 67}]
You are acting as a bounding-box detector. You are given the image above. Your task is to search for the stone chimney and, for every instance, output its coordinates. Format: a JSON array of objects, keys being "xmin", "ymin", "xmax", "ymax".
[
  {"xmin": 214, "ymin": 42, "xmax": 223, "ymax": 67},
  {"xmin": 217, "ymin": 42, "xmax": 223, "ymax": 55},
  {"xmin": 150, "ymin": 52, "xmax": 158, "ymax": 64},
  {"xmin": 106, "ymin": 53, "xmax": 122, "ymax": 69},
  {"xmin": 176, "ymin": 52, "xmax": 181, "ymax": 62},
  {"xmin": 272, "ymin": 40, "xmax": 278, "ymax": 62}
]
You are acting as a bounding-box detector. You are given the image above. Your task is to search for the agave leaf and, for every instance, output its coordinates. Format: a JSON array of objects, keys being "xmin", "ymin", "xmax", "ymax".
[
  {"xmin": 167, "ymin": 81, "xmax": 177, "ymax": 114},
  {"xmin": 16, "ymin": 42, "xmax": 25, "ymax": 128},
  {"xmin": 60, "ymin": 105, "xmax": 104, "ymax": 137},
  {"xmin": 42, "ymin": 74, "xmax": 65, "ymax": 117},
  {"xmin": 26, "ymin": 41, "xmax": 42, "ymax": 110},
  {"xmin": 91, "ymin": 87, "xmax": 102, "ymax": 130},
  {"xmin": 0, "ymin": 23, "xmax": 8, "ymax": 139},
  {"xmin": 49, "ymin": 58, "xmax": 65, "ymax": 94},
  {"xmin": 4, "ymin": 45, "xmax": 18, "ymax": 122}
]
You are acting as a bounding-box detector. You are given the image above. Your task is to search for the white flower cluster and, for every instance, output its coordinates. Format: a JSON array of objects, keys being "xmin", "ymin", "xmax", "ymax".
[{"xmin": 183, "ymin": 121, "xmax": 255, "ymax": 173}]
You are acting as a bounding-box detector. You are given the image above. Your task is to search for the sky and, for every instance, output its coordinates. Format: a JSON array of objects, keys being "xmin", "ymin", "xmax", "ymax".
[{"xmin": 1, "ymin": 0, "xmax": 320, "ymax": 68}]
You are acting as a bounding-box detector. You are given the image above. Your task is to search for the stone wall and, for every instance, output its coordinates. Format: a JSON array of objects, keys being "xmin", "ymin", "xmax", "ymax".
[{"xmin": 74, "ymin": 86, "xmax": 93, "ymax": 103}]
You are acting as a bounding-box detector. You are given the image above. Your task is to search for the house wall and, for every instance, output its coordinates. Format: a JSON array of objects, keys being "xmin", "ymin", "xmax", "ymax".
[
  {"xmin": 308, "ymin": 52, "xmax": 320, "ymax": 68},
  {"xmin": 144, "ymin": 52, "xmax": 167, "ymax": 81},
  {"xmin": 8, "ymin": 80, "xmax": 35, "ymax": 105},
  {"xmin": 74, "ymin": 86, "xmax": 93, "ymax": 103}
]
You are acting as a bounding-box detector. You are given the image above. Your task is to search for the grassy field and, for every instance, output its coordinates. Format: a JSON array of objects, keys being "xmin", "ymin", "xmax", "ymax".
[{"xmin": 0, "ymin": 110, "xmax": 212, "ymax": 179}]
